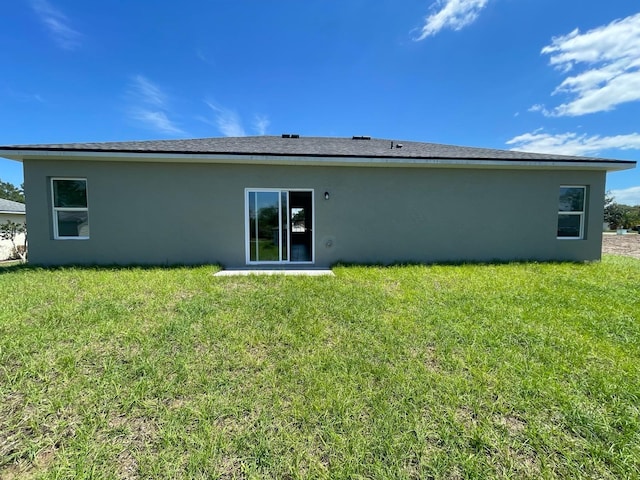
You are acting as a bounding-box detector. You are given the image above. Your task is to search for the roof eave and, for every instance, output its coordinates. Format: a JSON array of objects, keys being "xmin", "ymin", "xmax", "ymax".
[{"xmin": 0, "ymin": 148, "xmax": 635, "ymax": 172}]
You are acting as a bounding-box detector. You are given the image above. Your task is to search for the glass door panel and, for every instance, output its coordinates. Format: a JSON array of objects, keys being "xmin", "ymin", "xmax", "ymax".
[
  {"xmin": 281, "ymin": 191, "xmax": 289, "ymax": 261},
  {"xmin": 289, "ymin": 191, "xmax": 313, "ymax": 262},
  {"xmin": 249, "ymin": 191, "xmax": 280, "ymax": 262},
  {"xmin": 248, "ymin": 192, "xmax": 257, "ymax": 261}
]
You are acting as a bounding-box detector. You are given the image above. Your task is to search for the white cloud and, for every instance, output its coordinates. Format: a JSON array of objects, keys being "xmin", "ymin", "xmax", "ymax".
[
  {"xmin": 30, "ymin": 0, "xmax": 82, "ymax": 50},
  {"xmin": 506, "ymin": 130, "xmax": 640, "ymax": 156},
  {"xmin": 528, "ymin": 104, "xmax": 552, "ymax": 116},
  {"xmin": 609, "ymin": 186, "xmax": 640, "ymax": 206},
  {"xmin": 129, "ymin": 75, "xmax": 166, "ymax": 107},
  {"xmin": 415, "ymin": 0, "xmax": 489, "ymax": 40},
  {"xmin": 127, "ymin": 76, "xmax": 185, "ymax": 135},
  {"xmin": 203, "ymin": 102, "xmax": 270, "ymax": 137},
  {"xmin": 129, "ymin": 110, "xmax": 184, "ymax": 136},
  {"xmin": 196, "ymin": 49, "xmax": 214, "ymax": 66},
  {"xmin": 253, "ymin": 115, "xmax": 270, "ymax": 136},
  {"xmin": 539, "ymin": 13, "xmax": 640, "ymax": 116},
  {"xmin": 5, "ymin": 88, "xmax": 45, "ymax": 103},
  {"xmin": 205, "ymin": 102, "xmax": 246, "ymax": 137}
]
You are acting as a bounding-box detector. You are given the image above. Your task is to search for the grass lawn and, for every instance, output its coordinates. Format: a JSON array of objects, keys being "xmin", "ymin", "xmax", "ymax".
[{"xmin": 1, "ymin": 257, "xmax": 639, "ymax": 479}]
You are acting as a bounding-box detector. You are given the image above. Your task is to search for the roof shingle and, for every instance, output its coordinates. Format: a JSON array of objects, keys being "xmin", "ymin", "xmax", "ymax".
[
  {"xmin": 0, "ymin": 198, "xmax": 26, "ymax": 214},
  {"xmin": 0, "ymin": 136, "xmax": 636, "ymax": 172},
  {"xmin": 0, "ymin": 135, "xmax": 632, "ymax": 163}
]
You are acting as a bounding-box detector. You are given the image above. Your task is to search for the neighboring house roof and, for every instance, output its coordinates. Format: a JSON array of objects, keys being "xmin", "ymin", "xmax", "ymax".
[
  {"xmin": 0, "ymin": 198, "xmax": 26, "ymax": 215},
  {"xmin": 0, "ymin": 136, "xmax": 636, "ymax": 171}
]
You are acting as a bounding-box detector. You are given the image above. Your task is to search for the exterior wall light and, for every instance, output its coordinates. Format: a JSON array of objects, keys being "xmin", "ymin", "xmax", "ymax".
[{"xmin": 324, "ymin": 191, "xmax": 330, "ymax": 200}]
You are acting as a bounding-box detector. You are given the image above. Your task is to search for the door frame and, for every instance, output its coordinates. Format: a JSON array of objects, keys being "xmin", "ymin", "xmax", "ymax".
[{"xmin": 244, "ymin": 188, "xmax": 315, "ymax": 265}]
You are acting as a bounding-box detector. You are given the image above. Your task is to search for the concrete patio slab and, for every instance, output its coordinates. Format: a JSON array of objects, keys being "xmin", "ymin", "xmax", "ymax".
[{"xmin": 214, "ymin": 269, "xmax": 334, "ymax": 277}]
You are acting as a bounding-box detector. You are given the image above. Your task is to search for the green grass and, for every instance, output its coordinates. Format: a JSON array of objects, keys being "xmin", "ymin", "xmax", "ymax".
[
  {"xmin": 1, "ymin": 257, "xmax": 639, "ymax": 479},
  {"xmin": 0, "ymin": 260, "xmax": 21, "ymax": 267}
]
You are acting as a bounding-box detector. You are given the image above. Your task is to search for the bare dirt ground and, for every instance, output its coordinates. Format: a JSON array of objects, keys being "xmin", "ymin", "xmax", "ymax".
[{"xmin": 602, "ymin": 233, "xmax": 640, "ymax": 259}]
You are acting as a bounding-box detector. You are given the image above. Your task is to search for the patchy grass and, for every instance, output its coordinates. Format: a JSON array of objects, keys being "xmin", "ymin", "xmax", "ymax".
[
  {"xmin": 0, "ymin": 260, "xmax": 22, "ymax": 268},
  {"xmin": 1, "ymin": 257, "xmax": 639, "ymax": 479}
]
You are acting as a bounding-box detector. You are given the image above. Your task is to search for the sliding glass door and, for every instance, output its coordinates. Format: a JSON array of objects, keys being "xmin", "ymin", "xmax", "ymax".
[{"xmin": 246, "ymin": 189, "xmax": 313, "ymax": 264}]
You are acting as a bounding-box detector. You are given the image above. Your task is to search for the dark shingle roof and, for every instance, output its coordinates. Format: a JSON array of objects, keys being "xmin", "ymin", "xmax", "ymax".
[
  {"xmin": 0, "ymin": 198, "xmax": 26, "ymax": 214},
  {"xmin": 0, "ymin": 136, "xmax": 636, "ymax": 168}
]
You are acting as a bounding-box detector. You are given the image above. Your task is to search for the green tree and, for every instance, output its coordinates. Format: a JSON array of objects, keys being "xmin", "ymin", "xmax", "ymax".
[
  {"xmin": 622, "ymin": 206, "xmax": 640, "ymax": 229},
  {"xmin": 257, "ymin": 205, "xmax": 278, "ymax": 239},
  {"xmin": 0, "ymin": 179, "xmax": 25, "ymax": 203},
  {"xmin": 604, "ymin": 192, "xmax": 622, "ymax": 229},
  {"xmin": 604, "ymin": 192, "xmax": 640, "ymax": 229}
]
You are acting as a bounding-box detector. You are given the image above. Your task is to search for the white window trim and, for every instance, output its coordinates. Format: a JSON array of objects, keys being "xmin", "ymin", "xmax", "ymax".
[
  {"xmin": 245, "ymin": 188, "xmax": 315, "ymax": 265},
  {"xmin": 557, "ymin": 185, "xmax": 586, "ymax": 240},
  {"xmin": 51, "ymin": 177, "xmax": 90, "ymax": 240}
]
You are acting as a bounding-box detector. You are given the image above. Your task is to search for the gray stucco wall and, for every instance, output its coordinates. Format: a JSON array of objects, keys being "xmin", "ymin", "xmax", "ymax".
[{"xmin": 23, "ymin": 159, "xmax": 606, "ymax": 266}]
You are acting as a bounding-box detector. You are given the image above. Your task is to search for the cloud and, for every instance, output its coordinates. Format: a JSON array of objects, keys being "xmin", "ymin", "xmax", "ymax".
[
  {"xmin": 205, "ymin": 102, "xmax": 246, "ymax": 137},
  {"xmin": 609, "ymin": 186, "xmax": 640, "ymax": 206},
  {"xmin": 528, "ymin": 104, "xmax": 552, "ymax": 116},
  {"xmin": 203, "ymin": 102, "xmax": 270, "ymax": 137},
  {"xmin": 196, "ymin": 49, "xmax": 215, "ymax": 66},
  {"xmin": 127, "ymin": 76, "xmax": 185, "ymax": 135},
  {"xmin": 253, "ymin": 115, "xmax": 270, "ymax": 136},
  {"xmin": 129, "ymin": 110, "xmax": 185, "ymax": 136},
  {"xmin": 5, "ymin": 88, "xmax": 45, "ymax": 103},
  {"xmin": 129, "ymin": 75, "xmax": 166, "ymax": 107},
  {"xmin": 30, "ymin": 0, "xmax": 82, "ymax": 50},
  {"xmin": 415, "ymin": 0, "xmax": 489, "ymax": 40},
  {"xmin": 506, "ymin": 130, "xmax": 640, "ymax": 157},
  {"xmin": 538, "ymin": 13, "xmax": 640, "ymax": 116}
]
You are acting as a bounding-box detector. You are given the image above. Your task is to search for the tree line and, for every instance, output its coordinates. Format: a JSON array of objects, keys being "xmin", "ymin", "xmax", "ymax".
[
  {"xmin": 0, "ymin": 178, "xmax": 25, "ymax": 203},
  {"xmin": 604, "ymin": 192, "xmax": 640, "ymax": 230}
]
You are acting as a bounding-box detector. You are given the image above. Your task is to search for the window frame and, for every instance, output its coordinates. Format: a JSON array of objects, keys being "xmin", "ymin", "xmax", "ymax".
[
  {"xmin": 557, "ymin": 185, "xmax": 586, "ymax": 240},
  {"xmin": 51, "ymin": 177, "xmax": 90, "ymax": 240},
  {"xmin": 245, "ymin": 188, "xmax": 315, "ymax": 265}
]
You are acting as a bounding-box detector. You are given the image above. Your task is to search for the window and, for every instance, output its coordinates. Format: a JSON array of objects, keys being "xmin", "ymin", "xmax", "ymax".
[
  {"xmin": 557, "ymin": 186, "xmax": 585, "ymax": 239},
  {"xmin": 51, "ymin": 178, "xmax": 89, "ymax": 239}
]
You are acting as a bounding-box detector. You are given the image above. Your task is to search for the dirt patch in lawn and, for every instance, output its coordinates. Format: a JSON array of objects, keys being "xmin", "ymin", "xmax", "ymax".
[{"xmin": 602, "ymin": 233, "xmax": 640, "ymax": 259}]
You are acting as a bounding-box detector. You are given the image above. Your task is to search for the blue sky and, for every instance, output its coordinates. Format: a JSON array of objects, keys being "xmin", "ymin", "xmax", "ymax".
[{"xmin": 1, "ymin": 0, "xmax": 640, "ymax": 204}]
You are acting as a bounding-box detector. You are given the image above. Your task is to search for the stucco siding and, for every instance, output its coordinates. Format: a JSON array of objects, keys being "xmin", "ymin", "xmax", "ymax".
[
  {"xmin": 0, "ymin": 213, "xmax": 25, "ymax": 224},
  {"xmin": 23, "ymin": 159, "xmax": 605, "ymax": 266}
]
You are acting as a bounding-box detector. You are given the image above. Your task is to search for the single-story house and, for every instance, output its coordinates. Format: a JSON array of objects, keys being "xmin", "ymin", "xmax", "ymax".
[
  {"xmin": 0, "ymin": 135, "xmax": 635, "ymax": 267},
  {"xmin": 0, "ymin": 198, "xmax": 26, "ymax": 260}
]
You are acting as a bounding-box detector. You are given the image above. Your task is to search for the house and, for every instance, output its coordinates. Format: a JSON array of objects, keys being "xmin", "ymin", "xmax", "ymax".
[
  {"xmin": 0, "ymin": 198, "xmax": 26, "ymax": 260},
  {"xmin": 0, "ymin": 136, "xmax": 635, "ymax": 267}
]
